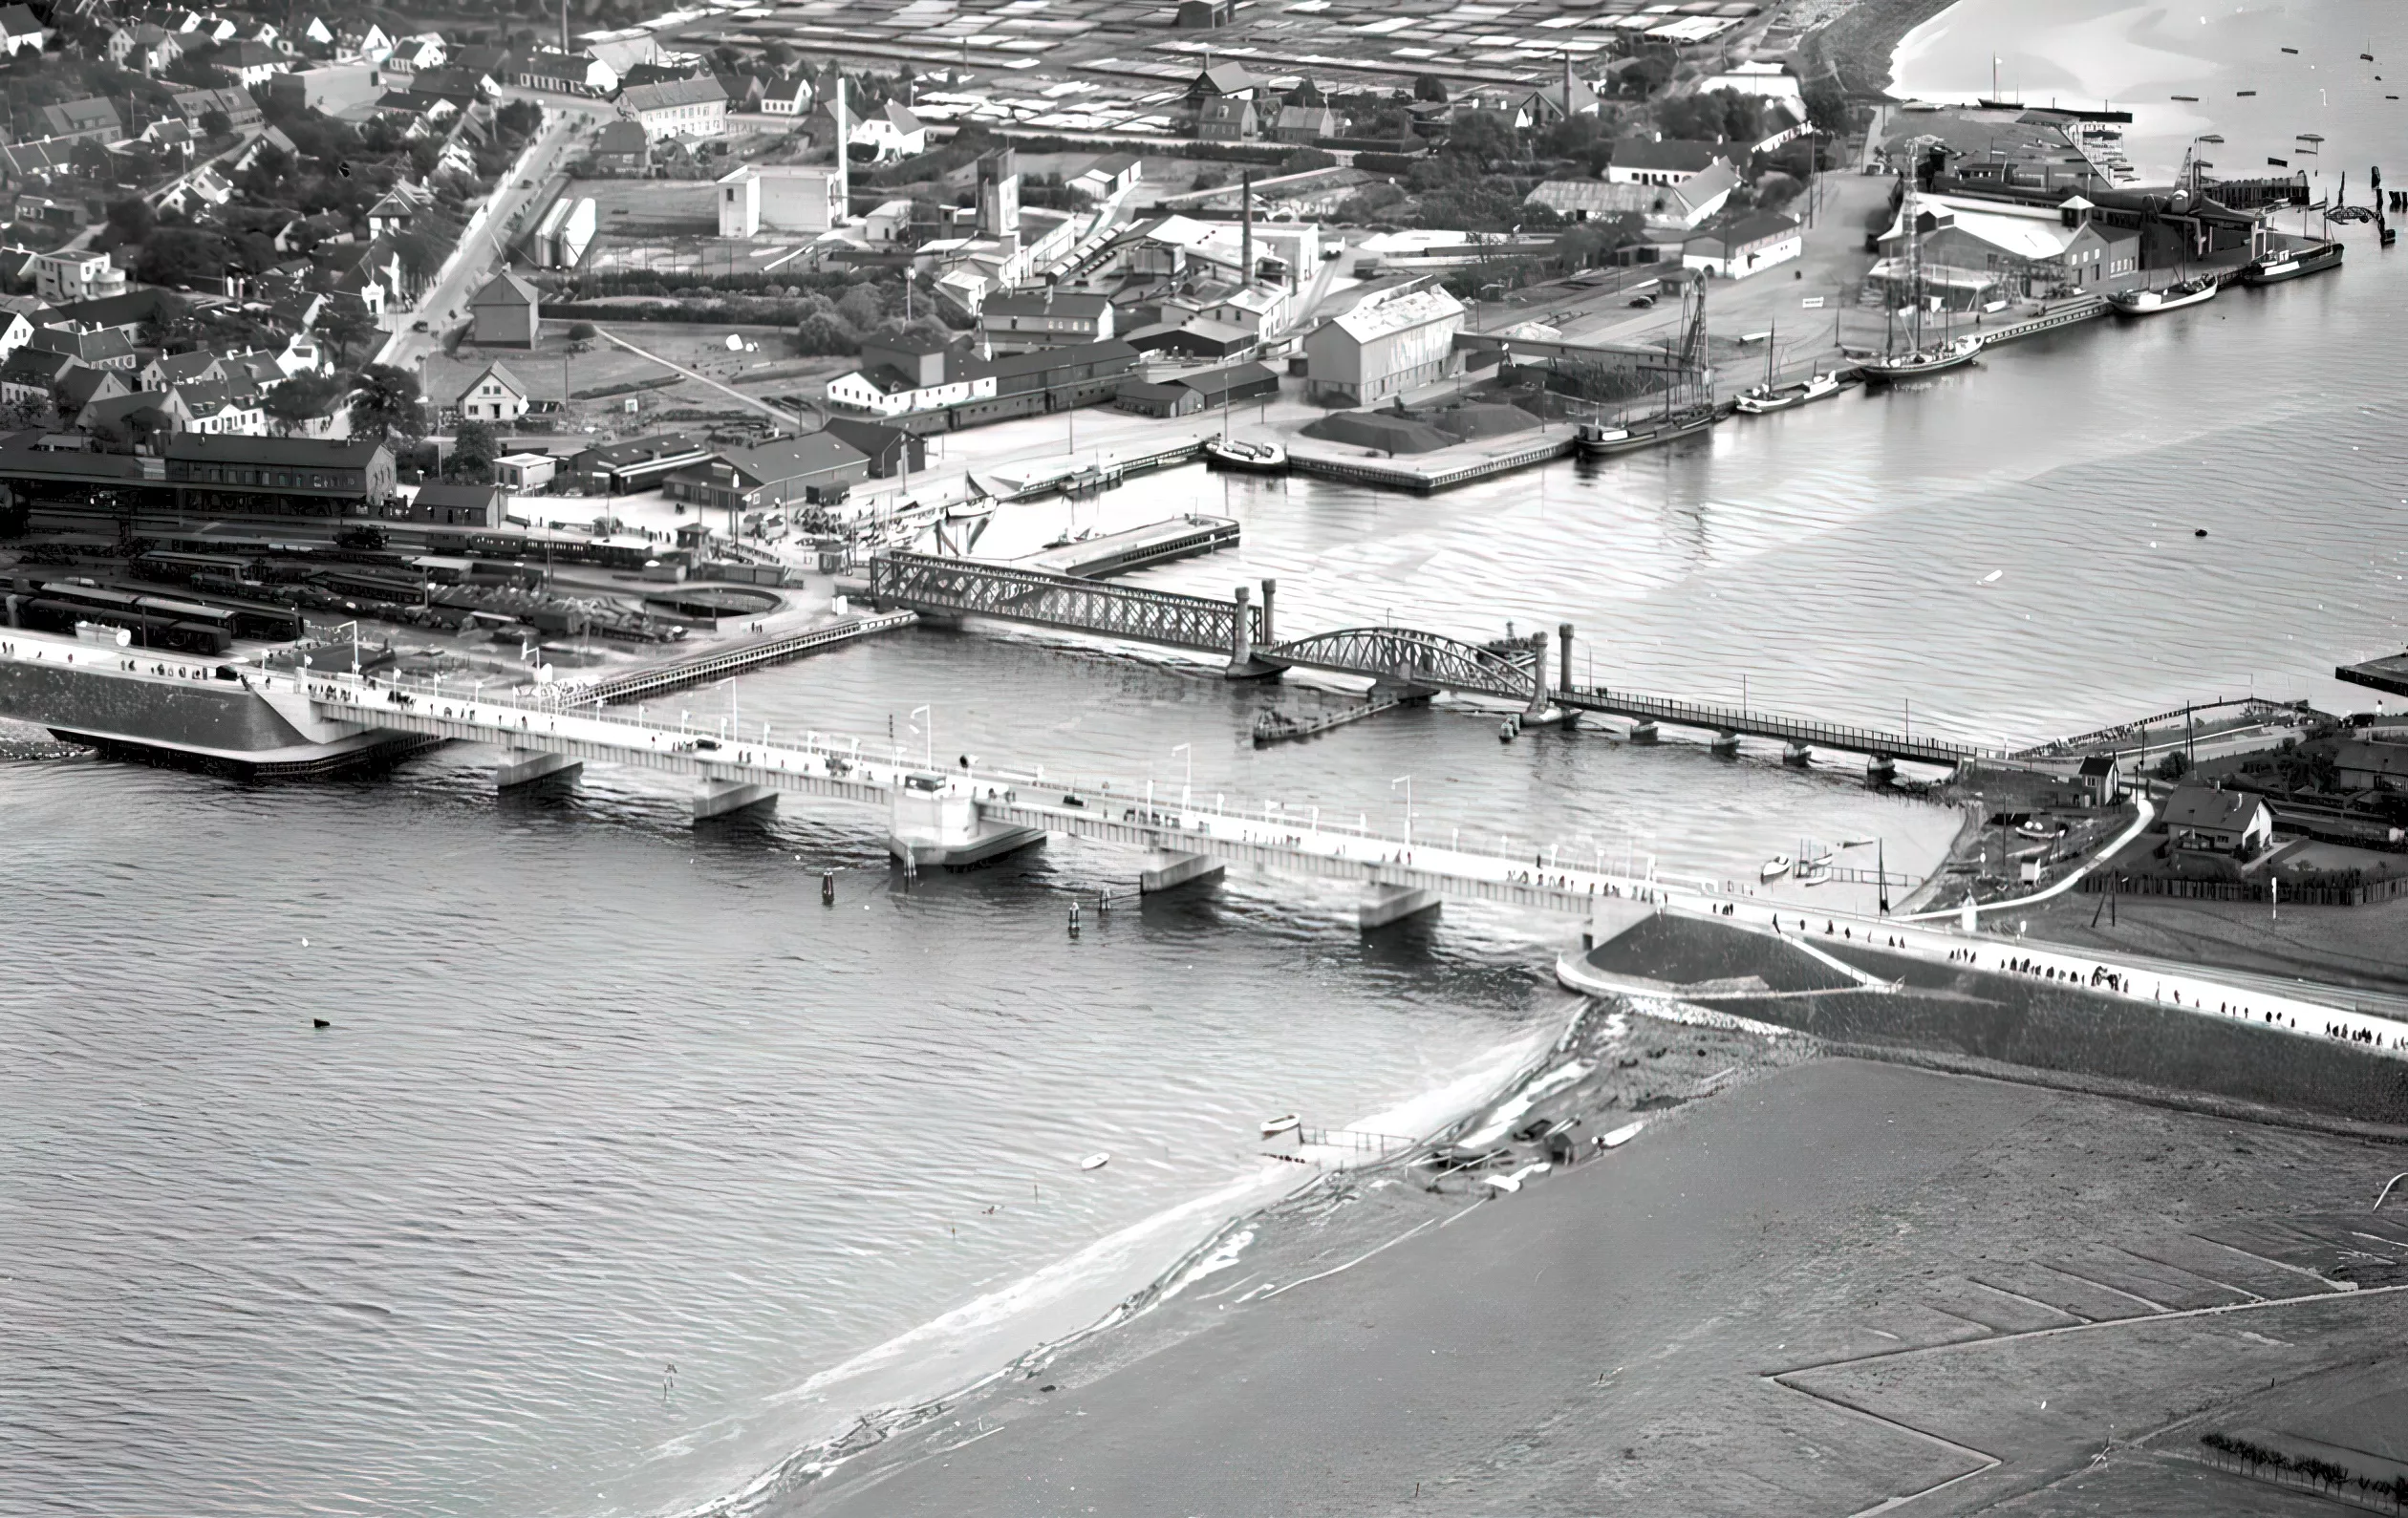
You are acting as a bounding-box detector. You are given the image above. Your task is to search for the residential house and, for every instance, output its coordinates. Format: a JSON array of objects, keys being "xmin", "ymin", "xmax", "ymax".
[
  {"xmin": 0, "ymin": 344, "xmax": 73, "ymax": 406},
  {"xmin": 716, "ymin": 73, "xmax": 765, "ymax": 113},
  {"xmin": 0, "ymin": 137, "xmax": 76, "ymax": 182},
  {"xmin": 350, "ymin": 24, "xmax": 395, "ymax": 63},
  {"xmin": 54, "ymin": 365, "xmax": 129, "ymax": 424},
  {"xmin": 0, "ymin": 306, "xmax": 31, "ymax": 360},
  {"xmin": 583, "ymin": 27, "xmax": 660, "ymax": 75},
  {"xmin": 231, "ymin": 125, "xmax": 299, "ymax": 175},
  {"xmin": 73, "ymin": 391, "xmax": 176, "ymax": 445},
  {"xmin": 760, "ymin": 74, "xmax": 811, "ymax": 116},
  {"xmin": 108, "ymin": 21, "xmax": 178, "ymax": 70},
  {"xmin": 140, "ymin": 349, "xmax": 225, "ymax": 390},
  {"xmin": 1271, "ymin": 103, "xmax": 1337, "ymax": 142},
  {"xmin": 588, "ymin": 118, "xmax": 650, "ymax": 173},
  {"xmin": 408, "ymin": 481, "xmax": 503, "ymax": 524},
  {"xmin": 2161, "ymin": 784, "xmax": 2274, "ymax": 855},
  {"xmin": 492, "ymin": 452, "xmax": 554, "ymax": 489},
  {"xmin": 389, "ymin": 32, "xmax": 446, "ymax": 72},
  {"xmin": 367, "ymin": 187, "xmax": 427, "ymax": 239},
  {"xmin": 173, "ymin": 87, "xmax": 262, "ymax": 129},
  {"xmin": 2333, "ymin": 739, "xmax": 2408, "ymax": 792},
  {"xmin": 140, "ymin": 117, "xmax": 203, "ymax": 156},
  {"xmin": 0, "ymin": 3, "xmax": 48, "ymax": 54},
  {"xmin": 28, "ymin": 324, "xmax": 139, "ymax": 372},
  {"xmin": 1503, "ymin": 66, "xmax": 1598, "ymax": 131},
  {"xmin": 373, "ymin": 91, "xmax": 459, "ymax": 136},
  {"xmin": 851, "ymin": 100, "xmax": 925, "ymax": 161},
  {"xmin": 1607, "ymin": 139, "xmax": 1733, "ymax": 188},
  {"xmin": 448, "ymin": 44, "xmax": 518, "ymax": 88},
  {"xmin": 412, "ymin": 67, "xmax": 496, "ymax": 105},
  {"xmin": 38, "ymin": 97, "xmax": 123, "ymax": 145},
  {"xmin": 50, "ymin": 289, "xmax": 178, "ymax": 342},
  {"xmin": 979, "ymin": 289, "xmax": 1115, "ymax": 354},
  {"xmin": 1196, "ymin": 96, "xmax": 1257, "ymax": 141},
  {"xmin": 618, "ymin": 75, "xmax": 728, "ymax": 140},
  {"xmin": 168, "ymin": 379, "xmax": 267, "ymax": 435},
  {"xmin": 1681, "ymin": 211, "xmax": 1804, "ymax": 278},
  {"xmin": 662, "ymin": 433, "xmax": 871, "ymax": 515},
  {"xmin": 520, "ymin": 47, "xmax": 617, "ymax": 96},
  {"xmin": 160, "ymin": 164, "xmax": 236, "ymax": 215},
  {"xmin": 1187, "ymin": 60, "xmax": 1258, "ymax": 105},
  {"xmin": 32, "ymin": 251, "xmax": 124, "ymax": 304},
  {"xmin": 454, "ymin": 359, "xmax": 528, "ymax": 421},
  {"xmin": 860, "ymin": 198, "xmax": 913, "ymax": 246},
  {"xmin": 467, "ymin": 270, "xmax": 538, "ymax": 348},
  {"xmin": 1176, "ymin": 0, "xmax": 1233, "ymax": 27},
  {"xmin": 2076, "ymin": 754, "xmax": 2122, "ymax": 804},
  {"xmin": 217, "ymin": 38, "xmax": 284, "ymax": 86},
  {"xmin": 12, "ymin": 196, "xmax": 83, "ymax": 231}
]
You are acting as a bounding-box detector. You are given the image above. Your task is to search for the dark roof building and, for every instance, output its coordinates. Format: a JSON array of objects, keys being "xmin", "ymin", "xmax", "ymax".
[
  {"xmin": 663, "ymin": 433, "xmax": 871, "ymax": 515},
  {"xmin": 570, "ymin": 433, "xmax": 712, "ymax": 493},
  {"xmin": 2161, "ymin": 784, "xmax": 2273, "ymax": 854},
  {"xmin": 816, "ymin": 416, "xmax": 924, "ymax": 479}
]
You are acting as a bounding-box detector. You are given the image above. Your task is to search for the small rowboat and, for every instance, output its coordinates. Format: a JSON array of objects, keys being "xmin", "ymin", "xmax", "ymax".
[
  {"xmin": 1760, "ymin": 854, "xmax": 1794, "ymax": 882},
  {"xmin": 1079, "ymin": 1152, "xmax": 1110, "ymax": 1170},
  {"xmin": 1599, "ymin": 1120, "xmax": 1645, "ymax": 1149},
  {"xmin": 1259, "ymin": 1114, "xmax": 1301, "ymax": 1138}
]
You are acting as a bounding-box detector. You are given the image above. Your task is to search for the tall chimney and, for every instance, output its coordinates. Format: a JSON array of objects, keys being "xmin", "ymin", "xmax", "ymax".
[
  {"xmin": 1240, "ymin": 167, "xmax": 1253, "ymax": 285},
  {"xmin": 833, "ymin": 75, "xmax": 849, "ymax": 218},
  {"xmin": 1562, "ymin": 52, "xmax": 1574, "ymax": 118},
  {"xmin": 560, "ymin": 0, "xmax": 569, "ymax": 55}
]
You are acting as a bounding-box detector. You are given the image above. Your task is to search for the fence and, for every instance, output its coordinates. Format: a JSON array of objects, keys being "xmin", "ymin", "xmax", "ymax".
[
  {"xmin": 2077, "ymin": 873, "xmax": 2408, "ymax": 908},
  {"xmin": 1297, "ymin": 1127, "xmax": 1419, "ymax": 1157}
]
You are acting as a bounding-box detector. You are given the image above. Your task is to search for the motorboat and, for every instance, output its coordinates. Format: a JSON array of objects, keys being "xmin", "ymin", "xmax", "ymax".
[
  {"xmin": 1577, "ymin": 400, "xmax": 1719, "ymax": 457},
  {"xmin": 1856, "ymin": 333, "xmax": 1983, "ymax": 383},
  {"xmin": 1259, "ymin": 1114, "xmax": 1301, "ymax": 1138},
  {"xmin": 1735, "ymin": 371, "xmax": 1850, "ymax": 414},
  {"xmin": 2242, "ymin": 241, "xmax": 2344, "ymax": 284},
  {"xmin": 1203, "ymin": 437, "xmax": 1289, "ymax": 474},
  {"xmin": 2109, "ymin": 275, "xmax": 2220, "ymax": 314},
  {"xmin": 1079, "ymin": 1152, "xmax": 1110, "ymax": 1170},
  {"xmin": 1760, "ymin": 854, "xmax": 1794, "ymax": 882}
]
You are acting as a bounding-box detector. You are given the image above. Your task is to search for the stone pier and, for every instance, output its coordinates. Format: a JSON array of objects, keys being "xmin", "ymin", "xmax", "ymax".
[
  {"xmin": 1627, "ymin": 721, "xmax": 1658, "ymax": 744},
  {"xmin": 695, "ymin": 778, "xmax": 777, "ymax": 820},
  {"xmin": 1783, "ymin": 741, "xmax": 1813, "ymax": 768},
  {"xmin": 496, "ymin": 748, "xmax": 581, "ymax": 787},
  {"xmin": 1709, "ymin": 731, "xmax": 1740, "ymax": 759},
  {"xmin": 1358, "ymin": 883, "xmax": 1441, "ymax": 930},
  {"xmin": 1139, "ymin": 848, "xmax": 1226, "ymax": 894},
  {"xmin": 889, "ymin": 780, "xmax": 1048, "ymax": 868}
]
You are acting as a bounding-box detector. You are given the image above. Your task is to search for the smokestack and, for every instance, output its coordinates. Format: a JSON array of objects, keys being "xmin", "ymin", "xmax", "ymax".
[
  {"xmin": 1562, "ymin": 52, "xmax": 1573, "ymax": 118},
  {"xmin": 834, "ymin": 75, "xmax": 849, "ymax": 217},
  {"xmin": 1240, "ymin": 167, "xmax": 1252, "ymax": 286},
  {"xmin": 560, "ymin": 0, "xmax": 569, "ymax": 55}
]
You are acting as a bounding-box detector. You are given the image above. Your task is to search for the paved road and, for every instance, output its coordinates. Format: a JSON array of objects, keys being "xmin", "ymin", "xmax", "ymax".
[{"xmin": 377, "ymin": 102, "xmax": 597, "ymax": 374}]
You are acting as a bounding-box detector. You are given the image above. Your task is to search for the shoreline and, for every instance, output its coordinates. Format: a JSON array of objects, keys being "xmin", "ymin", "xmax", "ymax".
[
  {"xmin": 1798, "ymin": 0, "xmax": 1967, "ymax": 101},
  {"xmin": 689, "ymin": 1000, "xmax": 1584, "ymax": 1518}
]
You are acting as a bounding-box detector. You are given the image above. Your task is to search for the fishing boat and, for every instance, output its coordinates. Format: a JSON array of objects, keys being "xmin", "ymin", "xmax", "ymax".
[
  {"xmin": 2242, "ymin": 240, "xmax": 2344, "ymax": 284},
  {"xmin": 1857, "ymin": 333, "xmax": 1982, "ymax": 382},
  {"xmin": 1599, "ymin": 1119, "xmax": 1645, "ymax": 1149},
  {"xmin": 1202, "ymin": 437, "xmax": 1289, "ymax": 474},
  {"xmin": 1579, "ymin": 275, "xmax": 1720, "ymax": 456},
  {"xmin": 1259, "ymin": 1114, "xmax": 1301, "ymax": 1137},
  {"xmin": 1577, "ymin": 400, "xmax": 1719, "ymax": 455},
  {"xmin": 1760, "ymin": 854, "xmax": 1794, "ymax": 882},
  {"xmin": 1736, "ymin": 370, "xmax": 1849, "ymax": 414},
  {"xmin": 2109, "ymin": 274, "xmax": 2220, "ymax": 314}
]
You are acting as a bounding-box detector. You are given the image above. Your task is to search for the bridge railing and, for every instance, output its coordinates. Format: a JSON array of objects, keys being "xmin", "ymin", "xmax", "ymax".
[
  {"xmin": 869, "ymin": 551, "xmax": 1257, "ymax": 653},
  {"xmin": 1559, "ymin": 685, "xmax": 2000, "ymax": 762}
]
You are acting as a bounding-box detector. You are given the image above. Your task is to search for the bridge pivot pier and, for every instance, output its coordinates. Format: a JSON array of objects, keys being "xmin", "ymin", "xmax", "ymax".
[
  {"xmin": 1709, "ymin": 731, "xmax": 1740, "ymax": 759},
  {"xmin": 1866, "ymin": 754, "xmax": 1897, "ymax": 787},
  {"xmin": 1359, "ymin": 883, "xmax": 1442, "ymax": 930},
  {"xmin": 1140, "ymin": 848, "xmax": 1226, "ymax": 894},
  {"xmin": 1627, "ymin": 721, "xmax": 1658, "ymax": 744},
  {"xmin": 1782, "ymin": 740, "xmax": 1813, "ymax": 768},
  {"xmin": 1223, "ymin": 583, "xmax": 1284, "ymax": 680},
  {"xmin": 496, "ymin": 747, "xmax": 581, "ymax": 788},
  {"xmin": 695, "ymin": 778, "xmax": 778, "ymax": 820},
  {"xmin": 890, "ymin": 780, "xmax": 1048, "ymax": 868}
]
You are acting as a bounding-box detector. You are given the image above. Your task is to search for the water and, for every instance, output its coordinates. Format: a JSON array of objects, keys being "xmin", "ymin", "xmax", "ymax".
[{"xmin": 10, "ymin": 7, "xmax": 2408, "ymax": 1511}]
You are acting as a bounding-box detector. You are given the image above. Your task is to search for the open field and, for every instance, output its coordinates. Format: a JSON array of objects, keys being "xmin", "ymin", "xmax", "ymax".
[{"xmin": 429, "ymin": 321, "xmax": 851, "ymax": 445}]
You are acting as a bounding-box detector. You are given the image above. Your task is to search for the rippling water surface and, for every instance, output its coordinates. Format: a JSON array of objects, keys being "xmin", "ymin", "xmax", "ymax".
[{"xmin": 8, "ymin": 13, "xmax": 2408, "ymax": 1511}]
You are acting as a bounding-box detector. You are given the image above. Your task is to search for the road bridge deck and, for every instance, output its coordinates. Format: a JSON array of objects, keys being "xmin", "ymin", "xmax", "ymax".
[{"xmin": 1555, "ymin": 685, "xmax": 2002, "ymax": 767}]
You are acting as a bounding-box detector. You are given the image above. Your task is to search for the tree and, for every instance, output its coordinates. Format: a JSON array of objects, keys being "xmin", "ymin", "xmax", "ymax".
[
  {"xmin": 264, "ymin": 373, "xmax": 347, "ymax": 436},
  {"xmin": 104, "ymin": 197, "xmax": 155, "ymax": 246},
  {"xmin": 1412, "ymin": 73, "xmax": 1449, "ymax": 104},
  {"xmin": 835, "ymin": 283, "xmax": 884, "ymax": 331},
  {"xmin": 137, "ymin": 226, "xmax": 232, "ymax": 288},
  {"xmin": 349, "ymin": 363, "xmax": 424, "ymax": 444},
  {"xmin": 200, "ymin": 108, "xmax": 233, "ymax": 139},
  {"xmin": 450, "ymin": 419, "xmax": 499, "ymax": 481}
]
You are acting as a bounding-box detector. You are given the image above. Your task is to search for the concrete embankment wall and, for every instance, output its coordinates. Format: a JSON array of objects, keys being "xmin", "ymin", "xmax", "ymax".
[
  {"xmin": 1580, "ymin": 912, "xmax": 2408, "ymax": 1128},
  {"xmin": 0, "ymin": 658, "xmax": 312, "ymax": 755}
]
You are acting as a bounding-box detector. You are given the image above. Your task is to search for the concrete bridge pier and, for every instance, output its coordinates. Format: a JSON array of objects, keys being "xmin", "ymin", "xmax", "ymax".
[
  {"xmin": 1520, "ymin": 628, "xmax": 1563, "ymax": 725},
  {"xmin": 1782, "ymin": 740, "xmax": 1813, "ymax": 768},
  {"xmin": 496, "ymin": 748, "xmax": 581, "ymax": 787},
  {"xmin": 1626, "ymin": 721, "xmax": 1658, "ymax": 744},
  {"xmin": 1359, "ymin": 882, "xmax": 1441, "ymax": 930},
  {"xmin": 1866, "ymin": 754, "xmax": 1898, "ymax": 787},
  {"xmin": 1140, "ymin": 848, "xmax": 1226, "ymax": 894},
  {"xmin": 1223, "ymin": 584, "xmax": 1283, "ymax": 680},
  {"xmin": 695, "ymin": 778, "xmax": 778, "ymax": 820},
  {"xmin": 1710, "ymin": 731, "xmax": 1741, "ymax": 759}
]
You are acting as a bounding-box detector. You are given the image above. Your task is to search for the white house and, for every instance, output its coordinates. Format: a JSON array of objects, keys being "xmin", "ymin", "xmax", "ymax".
[
  {"xmin": 717, "ymin": 162, "xmax": 846, "ymax": 236},
  {"xmin": 850, "ymin": 100, "xmax": 926, "ymax": 161},
  {"xmin": 387, "ymin": 32, "xmax": 445, "ymax": 72},
  {"xmin": 1682, "ymin": 211, "xmax": 1803, "ymax": 278},
  {"xmin": 618, "ymin": 75, "xmax": 727, "ymax": 140},
  {"xmin": 761, "ymin": 75, "xmax": 811, "ymax": 115},
  {"xmin": 353, "ymin": 24, "xmax": 394, "ymax": 62},
  {"xmin": 861, "ymin": 198, "xmax": 913, "ymax": 246},
  {"xmin": 33, "ymin": 251, "xmax": 124, "ymax": 304},
  {"xmin": 1607, "ymin": 139, "xmax": 1729, "ymax": 188},
  {"xmin": 0, "ymin": 4, "xmax": 53, "ymax": 54},
  {"xmin": 455, "ymin": 360, "xmax": 529, "ymax": 422}
]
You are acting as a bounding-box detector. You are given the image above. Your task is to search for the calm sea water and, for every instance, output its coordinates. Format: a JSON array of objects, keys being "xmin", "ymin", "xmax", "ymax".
[{"xmin": 8, "ymin": 9, "xmax": 2408, "ymax": 1514}]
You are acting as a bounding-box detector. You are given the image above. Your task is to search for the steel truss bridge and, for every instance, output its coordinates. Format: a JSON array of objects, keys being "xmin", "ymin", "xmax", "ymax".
[{"xmin": 867, "ymin": 553, "xmax": 2004, "ymax": 767}]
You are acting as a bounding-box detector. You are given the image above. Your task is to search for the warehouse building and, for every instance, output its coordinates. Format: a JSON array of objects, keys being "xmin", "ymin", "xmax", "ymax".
[{"xmin": 1302, "ymin": 282, "xmax": 1465, "ymax": 406}]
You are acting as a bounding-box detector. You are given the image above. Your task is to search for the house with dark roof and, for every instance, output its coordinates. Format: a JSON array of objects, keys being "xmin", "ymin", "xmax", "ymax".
[
  {"xmin": 172, "ymin": 87, "xmax": 263, "ymax": 129},
  {"xmin": 455, "ymin": 359, "xmax": 528, "ymax": 421},
  {"xmin": 140, "ymin": 349, "xmax": 224, "ymax": 390},
  {"xmin": 408, "ymin": 481, "xmax": 505, "ymax": 526},
  {"xmin": 217, "ymin": 38, "xmax": 284, "ymax": 86},
  {"xmin": 54, "ymin": 364, "xmax": 128, "ymax": 421},
  {"xmin": 1607, "ymin": 139, "xmax": 1731, "ymax": 187},
  {"xmin": 570, "ymin": 433, "xmax": 712, "ymax": 493},
  {"xmin": 663, "ymin": 434, "xmax": 871, "ymax": 515},
  {"xmin": 2161, "ymin": 784, "xmax": 2273, "ymax": 855},
  {"xmin": 815, "ymin": 416, "xmax": 923, "ymax": 479},
  {"xmin": 1681, "ymin": 210, "xmax": 1803, "ymax": 279},
  {"xmin": 27, "ymin": 324, "xmax": 138, "ymax": 371},
  {"xmin": 0, "ymin": 4, "xmax": 51, "ymax": 54},
  {"xmin": 54, "ymin": 288, "xmax": 182, "ymax": 341},
  {"xmin": 979, "ymin": 289, "xmax": 1115, "ymax": 354},
  {"xmin": 38, "ymin": 97, "xmax": 123, "ymax": 144},
  {"xmin": 1196, "ymin": 96, "xmax": 1257, "ymax": 141},
  {"xmin": 0, "ymin": 344, "xmax": 73, "ymax": 406},
  {"xmin": 1188, "ymin": 60, "xmax": 1258, "ymax": 102},
  {"xmin": 2076, "ymin": 754, "xmax": 2122, "ymax": 804},
  {"xmin": 468, "ymin": 271, "xmax": 538, "ymax": 348},
  {"xmin": 588, "ymin": 118, "xmax": 650, "ymax": 174}
]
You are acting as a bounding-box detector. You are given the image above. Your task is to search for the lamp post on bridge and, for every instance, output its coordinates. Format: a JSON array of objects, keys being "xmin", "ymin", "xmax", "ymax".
[
  {"xmin": 910, "ymin": 704, "xmax": 932, "ymax": 770},
  {"xmin": 1391, "ymin": 775, "xmax": 1411, "ymax": 846}
]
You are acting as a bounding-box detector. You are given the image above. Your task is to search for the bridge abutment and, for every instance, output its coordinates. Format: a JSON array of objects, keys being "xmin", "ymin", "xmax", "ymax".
[
  {"xmin": 1782, "ymin": 741, "xmax": 1813, "ymax": 768},
  {"xmin": 1709, "ymin": 731, "xmax": 1740, "ymax": 759},
  {"xmin": 1358, "ymin": 883, "xmax": 1441, "ymax": 930},
  {"xmin": 496, "ymin": 748, "xmax": 581, "ymax": 788},
  {"xmin": 1139, "ymin": 848, "xmax": 1225, "ymax": 894},
  {"xmin": 1627, "ymin": 720, "xmax": 1658, "ymax": 743},
  {"xmin": 1866, "ymin": 754, "xmax": 1898, "ymax": 787}
]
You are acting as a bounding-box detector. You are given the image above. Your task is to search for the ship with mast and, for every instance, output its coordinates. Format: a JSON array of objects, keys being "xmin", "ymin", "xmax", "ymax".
[
  {"xmin": 1575, "ymin": 273, "xmax": 1720, "ymax": 457},
  {"xmin": 1852, "ymin": 180, "xmax": 1983, "ymax": 383}
]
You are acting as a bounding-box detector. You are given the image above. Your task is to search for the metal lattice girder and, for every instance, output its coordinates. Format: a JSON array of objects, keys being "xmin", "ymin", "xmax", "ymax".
[
  {"xmin": 1263, "ymin": 627, "xmax": 1539, "ymax": 700},
  {"xmin": 871, "ymin": 552, "xmax": 1258, "ymax": 653}
]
